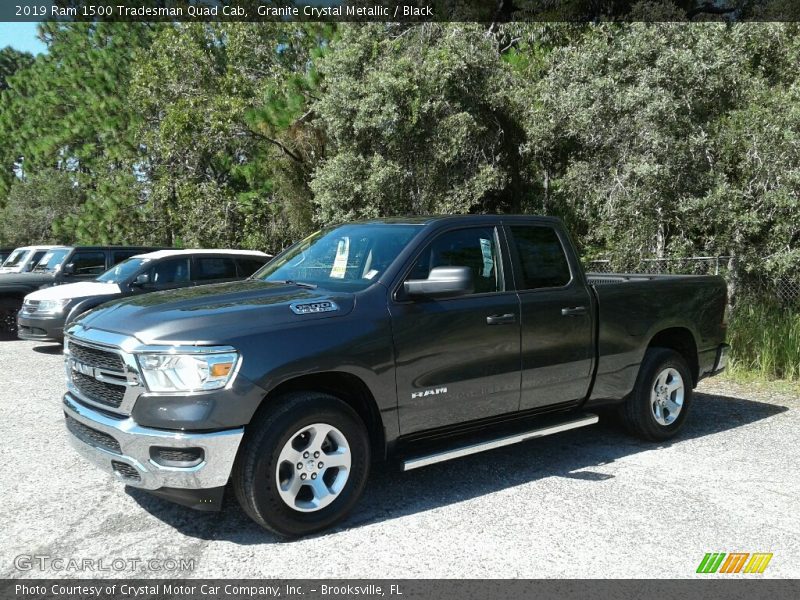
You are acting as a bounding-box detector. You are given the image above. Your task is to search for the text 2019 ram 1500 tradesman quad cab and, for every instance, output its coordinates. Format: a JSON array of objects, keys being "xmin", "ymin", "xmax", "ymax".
[{"xmin": 62, "ymin": 216, "xmax": 729, "ymax": 537}]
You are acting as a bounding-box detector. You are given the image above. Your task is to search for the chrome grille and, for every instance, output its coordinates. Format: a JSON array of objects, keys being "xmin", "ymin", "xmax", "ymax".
[
  {"xmin": 68, "ymin": 342, "xmax": 125, "ymax": 372},
  {"xmin": 71, "ymin": 371, "xmax": 125, "ymax": 409},
  {"xmin": 65, "ymin": 413, "xmax": 121, "ymax": 454}
]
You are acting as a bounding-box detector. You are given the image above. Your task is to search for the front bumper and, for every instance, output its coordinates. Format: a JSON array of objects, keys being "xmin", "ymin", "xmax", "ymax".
[
  {"xmin": 17, "ymin": 313, "xmax": 65, "ymax": 342},
  {"xmin": 63, "ymin": 393, "xmax": 243, "ymax": 492}
]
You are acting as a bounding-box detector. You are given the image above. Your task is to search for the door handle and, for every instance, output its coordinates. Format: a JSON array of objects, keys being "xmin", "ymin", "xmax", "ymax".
[
  {"xmin": 486, "ymin": 313, "xmax": 516, "ymax": 325},
  {"xmin": 561, "ymin": 306, "xmax": 588, "ymax": 317}
]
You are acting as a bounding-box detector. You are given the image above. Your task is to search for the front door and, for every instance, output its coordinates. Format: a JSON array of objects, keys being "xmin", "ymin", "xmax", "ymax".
[{"xmin": 390, "ymin": 225, "xmax": 521, "ymax": 435}]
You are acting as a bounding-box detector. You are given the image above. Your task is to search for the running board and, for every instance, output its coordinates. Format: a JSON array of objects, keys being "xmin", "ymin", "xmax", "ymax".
[{"xmin": 402, "ymin": 413, "xmax": 599, "ymax": 471}]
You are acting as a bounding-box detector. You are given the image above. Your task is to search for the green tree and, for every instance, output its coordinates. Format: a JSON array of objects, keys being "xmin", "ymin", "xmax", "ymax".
[
  {"xmin": 0, "ymin": 23, "xmax": 157, "ymax": 241},
  {"xmin": 130, "ymin": 23, "xmax": 332, "ymax": 251},
  {"xmin": 0, "ymin": 169, "xmax": 83, "ymax": 246},
  {"xmin": 310, "ymin": 23, "xmax": 527, "ymax": 224},
  {"xmin": 0, "ymin": 46, "xmax": 33, "ymax": 91}
]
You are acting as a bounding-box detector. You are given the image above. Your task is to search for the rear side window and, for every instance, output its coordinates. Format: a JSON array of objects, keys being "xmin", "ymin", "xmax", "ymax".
[
  {"xmin": 194, "ymin": 257, "xmax": 238, "ymax": 281},
  {"xmin": 112, "ymin": 250, "xmax": 141, "ymax": 265},
  {"xmin": 150, "ymin": 258, "xmax": 190, "ymax": 284},
  {"xmin": 69, "ymin": 251, "xmax": 107, "ymax": 276},
  {"xmin": 237, "ymin": 258, "xmax": 267, "ymax": 277},
  {"xmin": 510, "ymin": 226, "xmax": 571, "ymax": 290}
]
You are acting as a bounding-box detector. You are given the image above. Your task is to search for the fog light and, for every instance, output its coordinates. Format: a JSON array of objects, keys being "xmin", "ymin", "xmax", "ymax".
[{"xmin": 150, "ymin": 447, "xmax": 204, "ymax": 468}]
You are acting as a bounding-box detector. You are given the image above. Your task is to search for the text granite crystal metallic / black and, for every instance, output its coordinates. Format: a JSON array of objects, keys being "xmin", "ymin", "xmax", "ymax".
[{"xmin": 61, "ymin": 215, "xmax": 729, "ymax": 537}]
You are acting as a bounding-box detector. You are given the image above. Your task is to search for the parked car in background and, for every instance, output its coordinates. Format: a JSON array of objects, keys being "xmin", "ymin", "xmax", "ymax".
[
  {"xmin": 0, "ymin": 248, "xmax": 14, "ymax": 264},
  {"xmin": 0, "ymin": 245, "xmax": 58, "ymax": 274},
  {"xmin": 0, "ymin": 245, "xmax": 162, "ymax": 336},
  {"xmin": 18, "ymin": 249, "xmax": 271, "ymax": 343}
]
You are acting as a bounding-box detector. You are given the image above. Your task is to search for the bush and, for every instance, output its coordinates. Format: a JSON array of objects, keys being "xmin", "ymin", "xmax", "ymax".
[{"xmin": 728, "ymin": 303, "xmax": 800, "ymax": 381}]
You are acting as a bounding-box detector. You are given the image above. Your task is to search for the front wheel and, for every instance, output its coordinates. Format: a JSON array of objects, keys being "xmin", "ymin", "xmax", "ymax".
[
  {"xmin": 233, "ymin": 391, "xmax": 370, "ymax": 537},
  {"xmin": 620, "ymin": 347, "xmax": 693, "ymax": 441}
]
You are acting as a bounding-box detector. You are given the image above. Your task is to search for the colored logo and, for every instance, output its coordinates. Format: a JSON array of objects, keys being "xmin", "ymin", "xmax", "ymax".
[{"xmin": 696, "ymin": 552, "xmax": 773, "ymax": 574}]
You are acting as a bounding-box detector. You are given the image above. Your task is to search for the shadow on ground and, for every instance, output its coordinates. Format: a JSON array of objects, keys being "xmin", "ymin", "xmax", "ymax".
[
  {"xmin": 32, "ymin": 344, "xmax": 64, "ymax": 355},
  {"xmin": 128, "ymin": 391, "xmax": 789, "ymax": 544}
]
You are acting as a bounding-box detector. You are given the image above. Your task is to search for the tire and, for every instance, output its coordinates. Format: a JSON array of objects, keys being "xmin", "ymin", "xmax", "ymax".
[
  {"xmin": 233, "ymin": 391, "xmax": 370, "ymax": 537},
  {"xmin": 619, "ymin": 347, "xmax": 693, "ymax": 442}
]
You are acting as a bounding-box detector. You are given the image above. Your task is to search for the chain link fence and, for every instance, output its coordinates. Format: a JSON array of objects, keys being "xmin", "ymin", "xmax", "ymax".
[{"xmin": 586, "ymin": 256, "xmax": 800, "ymax": 308}]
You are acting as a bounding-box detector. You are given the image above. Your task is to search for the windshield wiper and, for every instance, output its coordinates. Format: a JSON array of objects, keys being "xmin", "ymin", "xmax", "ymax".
[{"xmin": 272, "ymin": 279, "xmax": 318, "ymax": 289}]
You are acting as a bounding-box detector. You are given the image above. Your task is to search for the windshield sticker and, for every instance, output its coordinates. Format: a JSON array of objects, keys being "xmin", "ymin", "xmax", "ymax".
[
  {"xmin": 364, "ymin": 269, "xmax": 379, "ymax": 280},
  {"xmin": 479, "ymin": 238, "xmax": 493, "ymax": 278},
  {"xmin": 330, "ymin": 237, "xmax": 350, "ymax": 279}
]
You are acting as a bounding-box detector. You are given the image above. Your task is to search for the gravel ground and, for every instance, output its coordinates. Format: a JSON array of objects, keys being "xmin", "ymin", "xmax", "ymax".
[{"xmin": 1, "ymin": 338, "xmax": 798, "ymax": 579}]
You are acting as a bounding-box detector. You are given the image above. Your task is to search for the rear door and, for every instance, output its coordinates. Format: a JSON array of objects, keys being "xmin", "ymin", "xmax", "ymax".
[
  {"xmin": 390, "ymin": 224, "xmax": 521, "ymax": 434},
  {"xmin": 505, "ymin": 222, "xmax": 594, "ymax": 411}
]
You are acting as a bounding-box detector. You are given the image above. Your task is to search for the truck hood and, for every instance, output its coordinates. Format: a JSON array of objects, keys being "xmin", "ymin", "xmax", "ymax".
[
  {"xmin": 26, "ymin": 280, "xmax": 121, "ymax": 301},
  {"xmin": 75, "ymin": 280, "xmax": 355, "ymax": 346}
]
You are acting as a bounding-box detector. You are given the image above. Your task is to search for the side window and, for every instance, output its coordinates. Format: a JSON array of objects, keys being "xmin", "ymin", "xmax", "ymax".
[
  {"xmin": 113, "ymin": 250, "xmax": 140, "ymax": 265},
  {"xmin": 409, "ymin": 227, "xmax": 501, "ymax": 294},
  {"xmin": 510, "ymin": 226, "xmax": 572, "ymax": 290},
  {"xmin": 25, "ymin": 250, "xmax": 47, "ymax": 272},
  {"xmin": 194, "ymin": 257, "xmax": 238, "ymax": 282},
  {"xmin": 149, "ymin": 258, "xmax": 190, "ymax": 285},
  {"xmin": 69, "ymin": 251, "xmax": 106, "ymax": 276},
  {"xmin": 237, "ymin": 258, "xmax": 267, "ymax": 277}
]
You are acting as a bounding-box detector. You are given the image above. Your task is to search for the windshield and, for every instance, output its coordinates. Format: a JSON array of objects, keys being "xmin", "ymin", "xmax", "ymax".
[
  {"xmin": 96, "ymin": 258, "xmax": 148, "ymax": 283},
  {"xmin": 1, "ymin": 249, "xmax": 30, "ymax": 269},
  {"xmin": 32, "ymin": 249, "xmax": 71, "ymax": 273},
  {"xmin": 255, "ymin": 224, "xmax": 422, "ymax": 291}
]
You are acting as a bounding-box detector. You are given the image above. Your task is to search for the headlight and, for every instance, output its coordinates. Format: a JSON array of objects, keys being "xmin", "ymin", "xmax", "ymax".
[
  {"xmin": 136, "ymin": 351, "xmax": 239, "ymax": 393},
  {"xmin": 28, "ymin": 298, "xmax": 70, "ymax": 315}
]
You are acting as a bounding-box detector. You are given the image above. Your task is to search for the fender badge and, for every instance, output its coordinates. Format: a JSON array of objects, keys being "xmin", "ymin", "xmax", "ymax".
[{"xmin": 289, "ymin": 300, "xmax": 339, "ymax": 315}]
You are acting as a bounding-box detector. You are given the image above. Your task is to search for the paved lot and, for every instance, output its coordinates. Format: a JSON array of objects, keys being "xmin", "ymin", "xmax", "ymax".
[{"xmin": 1, "ymin": 338, "xmax": 798, "ymax": 579}]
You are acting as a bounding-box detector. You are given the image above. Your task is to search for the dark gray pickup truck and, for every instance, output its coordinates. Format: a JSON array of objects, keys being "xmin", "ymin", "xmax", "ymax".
[{"xmin": 62, "ymin": 215, "xmax": 729, "ymax": 537}]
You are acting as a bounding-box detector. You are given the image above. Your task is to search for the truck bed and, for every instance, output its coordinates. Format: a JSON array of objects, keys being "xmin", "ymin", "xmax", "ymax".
[{"xmin": 585, "ymin": 272, "xmax": 728, "ymax": 404}]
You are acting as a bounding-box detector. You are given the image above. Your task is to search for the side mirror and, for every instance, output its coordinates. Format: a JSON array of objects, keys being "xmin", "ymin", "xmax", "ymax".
[
  {"xmin": 132, "ymin": 273, "xmax": 150, "ymax": 287},
  {"xmin": 62, "ymin": 263, "xmax": 76, "ymax": 275},
  {"xmin": 404, "ymin": 266, "xmax": 474, "ymax": 298}
]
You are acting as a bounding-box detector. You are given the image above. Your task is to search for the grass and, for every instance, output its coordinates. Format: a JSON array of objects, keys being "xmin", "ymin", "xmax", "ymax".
[{"xmin": 726, "ymin": 302, "xmax": 800, "ymax": 383}]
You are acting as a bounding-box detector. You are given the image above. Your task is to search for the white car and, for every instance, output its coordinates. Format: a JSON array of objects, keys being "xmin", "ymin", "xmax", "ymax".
[{"xmin": 0, "ymin": 245, "xmax": 61, "ymax": 274}]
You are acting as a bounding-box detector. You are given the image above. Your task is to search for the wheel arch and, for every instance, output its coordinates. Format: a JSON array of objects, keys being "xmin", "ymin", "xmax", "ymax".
[
  {"xmin": 647, "ymin": 327, "xmax": 699, "ymax": 386},
  {"xmin": 258, "ymin": 371, "xmax": 387, "ymax": 461}
]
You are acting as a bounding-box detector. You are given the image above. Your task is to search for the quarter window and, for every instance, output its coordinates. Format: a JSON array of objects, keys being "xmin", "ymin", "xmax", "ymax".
[{"xmin": 510, "ymin": 226, "xmax": 571, "ymax": 290}]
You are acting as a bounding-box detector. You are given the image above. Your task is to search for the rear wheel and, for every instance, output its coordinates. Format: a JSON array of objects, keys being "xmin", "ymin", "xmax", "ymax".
[
  {"xmin": 620, "ymin": 347, "xmax": 693, "ymax": 441},
  {"xmin": 233, "ymin": 391, "xmax": 370, "ymax": 537}
]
